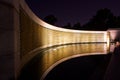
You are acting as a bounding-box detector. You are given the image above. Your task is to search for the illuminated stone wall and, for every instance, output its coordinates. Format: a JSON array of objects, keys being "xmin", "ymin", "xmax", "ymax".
[
  {"xmin": 0, "ymin": 0, "xmax": 109, "ymax": 79},
  {"xmin": 20, "ymin": 0, "xmax": 108, "ymax": 67},
  {"xmin": 107, "ymin": 28, "xmax": 120, "ymax": 41},
  {"xmin": 20, "ymin": 10, "xmax": 106, "ymax": 56},
  {"xmin": 19, "ymin": 0, "xmax": 111, "ymax": 80},
  {"xmin": 40, "ymin": 43, "xmax": 108, "ymax": 80},
  {"xmin": 20, "ymin": 8, "xmax": 107, "ymax": 57}
]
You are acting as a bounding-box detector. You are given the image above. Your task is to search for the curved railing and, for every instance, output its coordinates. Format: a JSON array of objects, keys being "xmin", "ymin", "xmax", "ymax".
[
  {"xmin": 19, "ymin": 43, "xmax": 110, "ymax": 80},
  {"xmin": 19, "ymin": 0, "xmax": 110, "ymax": 80},
  {"xmin": 40, "ymin": 44, "xmax": 109, "ymax": 80}
]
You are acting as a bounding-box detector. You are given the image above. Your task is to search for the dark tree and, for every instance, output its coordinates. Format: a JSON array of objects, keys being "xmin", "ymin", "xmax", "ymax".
[
  {"xmin": 106, "ymin": 15, "xmax": 116, "ymax": 28},
  {"xmin": 72, "ymin": 22, "xmax": 82, "ymax": 30},
  {"xmin": 43, "ymin": 15, "xmax": 57, "ymax": 25},
  {"xmin": 62, "ymin": 23, "xmax": 72, "ymax": 29},
  {"xmin": 115, "ymin": 16, "xmax": 120, "ymax": 28},
  {"xmin": 83, "ymin": 8, "xmax": 114, "ymax": 30}
]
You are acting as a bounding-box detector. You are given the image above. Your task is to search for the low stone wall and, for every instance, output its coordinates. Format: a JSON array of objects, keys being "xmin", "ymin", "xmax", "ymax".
[{"xmin": 108, "ymin": 28, "xmax": 120, "ymax": 41}]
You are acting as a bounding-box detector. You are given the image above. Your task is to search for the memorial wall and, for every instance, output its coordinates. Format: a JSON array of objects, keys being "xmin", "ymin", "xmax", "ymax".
[
  {"xmin": 0, "ymin": 0, "xmax": 110, "ymax": 79},
  {"xmin": 20, "ymin": 0, "xmax": 108, "ymax": 67}
]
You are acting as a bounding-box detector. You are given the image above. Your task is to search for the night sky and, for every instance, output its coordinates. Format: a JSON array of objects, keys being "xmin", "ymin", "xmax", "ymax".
[{"xmin": 25, "ymin": 0, "xmax": 120, "ymax": 27}]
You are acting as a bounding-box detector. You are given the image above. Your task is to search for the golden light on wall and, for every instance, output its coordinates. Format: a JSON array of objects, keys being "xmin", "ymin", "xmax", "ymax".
[
  {"xmin": 20, "ymin": 0, "xmax": 109, "ymax": 66},
  {"xmin": 19, "ymin": 1, "xmax": 112, "ymax": 80},
  {"xmin": 106, "ymin": 32, "xmax": 110, "ymax": 51},
  {"xmin": 40, "ymin": 43, "xmax": 108, "ymax": 80},
  {"xmin": 18, "ymin": 1, "xmax": 114, "ymax": 80}
]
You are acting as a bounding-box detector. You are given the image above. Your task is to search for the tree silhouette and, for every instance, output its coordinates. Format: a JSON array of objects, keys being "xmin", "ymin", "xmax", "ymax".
[
  {"xmin": 43, "ymin": 9, "xmax": 120, "ymax": 30},
  {"xmin": 62, "ymin": 22, "xmax": 72, "ymax": 29},
  {"xmin": 73, "ymin": 22, "xmax": 82, "ymax": 30},
  {"xmin": 106, "ymin": 15, "xmax": 116, "ymax": 28},
  {"xmin": 83, "ymin": 8, "xmax": 114, "ymax": 30},
  {"xmin": 114, "ymin": 16, "xmax": 120, "ymax": 28},
  {"xmin": 43, "ymin": 15, "xmax": 57, "ymax": 25}
]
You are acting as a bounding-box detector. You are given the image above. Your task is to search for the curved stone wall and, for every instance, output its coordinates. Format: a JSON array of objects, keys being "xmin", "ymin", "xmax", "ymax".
[
  {"xmin": 0, "ymin": 0, "xmax": 110, "ymax": 79},
  {"xmin": 20, "ymin": 0, "xmax": 108, "ymax": 68}
]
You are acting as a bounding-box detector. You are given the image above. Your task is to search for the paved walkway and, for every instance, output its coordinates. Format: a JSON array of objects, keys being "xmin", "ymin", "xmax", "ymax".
[{"xmin": 104, "ymin": 46, "xmax": 120, "ymax": 80}]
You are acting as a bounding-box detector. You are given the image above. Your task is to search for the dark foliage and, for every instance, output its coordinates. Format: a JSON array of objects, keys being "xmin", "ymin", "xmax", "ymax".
[
  {"xmin": 83, "ymin": 8, "xmax": 114, "ymax": 30},
  {"xmin": 43, "ymin": 15, "xmax": 57, "ymax": 25},
  {"xmin": 44, "ymin": 8, "xmax": 120, "ymax": 30}
]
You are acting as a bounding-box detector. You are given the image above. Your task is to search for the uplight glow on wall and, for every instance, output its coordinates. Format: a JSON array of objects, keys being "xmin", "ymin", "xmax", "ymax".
[
  {"xmin": 20, "ymin": 2, "xmax": 109, "ymax": 62},
  {"xmin": 19, "ymin": 0, "xmax": 111, "ymax": 80}
]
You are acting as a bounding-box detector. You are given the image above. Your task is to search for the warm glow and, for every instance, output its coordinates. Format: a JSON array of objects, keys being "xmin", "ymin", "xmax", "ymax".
[
  {"xmin": 40, "ymin": 43, "xmax": 109, "ymax": 80},
  {"xmin": 20, "ymin": 1, "xmax": 111, "ymax": 80},
  {"xmin": 106, "ymin": 32, "xmax": 110, "ymax": 51}
]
